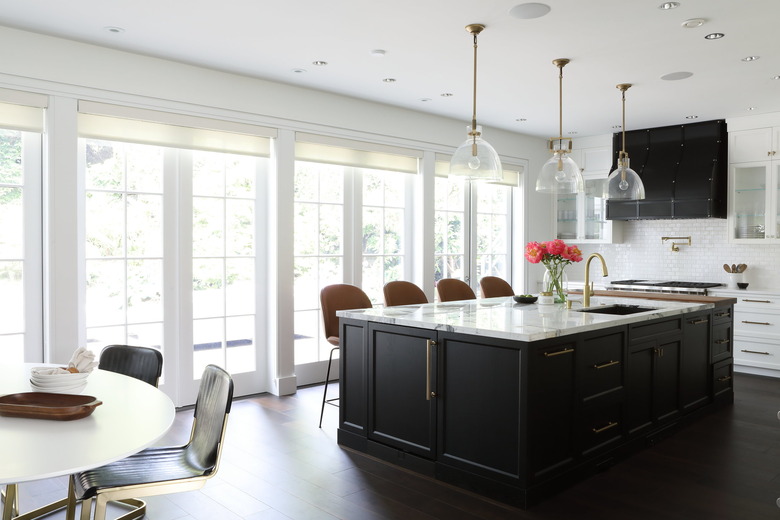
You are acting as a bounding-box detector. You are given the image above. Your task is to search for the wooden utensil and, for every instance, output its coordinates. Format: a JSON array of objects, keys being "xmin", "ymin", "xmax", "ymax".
[
  {"xmin": 737, "ymin": 264, "xmax": 747, "ymax": 273},
  {"xmin": 732, "ymin": 264, "xmax": 737, "ymax": 273},
  {"xmin": 723, "ymin": 264, "xmax": 732, "ymax": 273}
]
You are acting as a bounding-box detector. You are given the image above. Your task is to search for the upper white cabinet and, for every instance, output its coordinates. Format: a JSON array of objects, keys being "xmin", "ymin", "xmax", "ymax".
[
  {"xmin": 728, "ymin": 127, "xmax": 780, "ymax": 242},
  {"xmin": 555, "ymin": 146, "xmax": 622, "ymax": 244}
]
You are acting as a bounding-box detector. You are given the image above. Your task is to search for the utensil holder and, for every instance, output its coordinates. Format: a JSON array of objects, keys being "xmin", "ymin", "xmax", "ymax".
[{"xmin": 727, "ymin": 272, "xmax": 743, "ymax": 289}]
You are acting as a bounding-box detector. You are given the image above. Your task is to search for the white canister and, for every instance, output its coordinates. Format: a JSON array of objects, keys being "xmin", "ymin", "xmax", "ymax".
[
  {"xmin": 538, "ymin": 291, "xmax": 554, "ymax": 305},
  {"xmin": 726, "ymin": 272, "xmax": 743, "ymax": 289}
]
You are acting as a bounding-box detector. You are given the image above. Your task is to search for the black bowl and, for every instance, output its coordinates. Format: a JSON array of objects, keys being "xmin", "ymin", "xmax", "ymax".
[
  {"xmin": 513, "ymin": 295, "xmax": 538, "ymax": 304},
  {"xmin": 737, "ymin": 282, "xmax": 749, "ymax": 289}
]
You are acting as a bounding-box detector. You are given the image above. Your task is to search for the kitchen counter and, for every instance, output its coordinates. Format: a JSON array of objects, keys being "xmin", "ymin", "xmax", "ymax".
[{"xmin": 337, "ymin": 294, "xmax": 736, "ymax": 343}]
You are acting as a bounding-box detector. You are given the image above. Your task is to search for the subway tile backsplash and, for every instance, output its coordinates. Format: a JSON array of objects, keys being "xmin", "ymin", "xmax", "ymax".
[{"xmin": 568, "ymin": 219, "xmax": 780, "ymax": 290}]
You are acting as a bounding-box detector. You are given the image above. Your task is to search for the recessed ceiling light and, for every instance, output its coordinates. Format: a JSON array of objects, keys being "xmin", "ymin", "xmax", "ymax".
[
  {"xmin": 658, "ymin": 2, "xmax": 680, "ymax": 10},
  {"xmin": 419, "ymin": 98, "xmax": 432, "ymax": 102},
  {"xmin": 567, "ymin": 131, "xmax": 578, "ymax": 135},
  {"xmin": 440, "ymin": 93, "xmax": 454, "ymax": 97},
  {"xmin": 509, "ymin": 2, "xmax": 551, "ymax": 19},
  {"xmin": 704, "ymin": 32, "xmax": 724, "ymax": 40},
  {"xmin": 312, "ymin": 61, "xmax": 328, "ymax": 66},
  {"xmin": 515, "ymin": 118, "xmax": 527, "ymax": 122},
  {"xmin": 685, "ymin": 115, "xmax": 699, "ymax": 119},
  {"xmin": 382, "ymin": 78, "xmax": 396, "ymax": 83},
  {"xmin": 772, "ymin": 75, "xmax": 780, "ymax": 80},
  {"xmin": 747, "ymin": 107, "xmax": 757, "ymax": 111},
  {"xmin": 742, "ymin": 56, "xmax": 760, "ymax": 62},
  {"xmin": 661, "ymin": 71, "xmax": 693, "ymax": 81},
  {"xmin": 103, "ymin": 26, "xmax": 125, "ymax": 34},
  {"xmin": 370, "ymin": 49, "xmax": 386, "ymax": 57},
  {"xmin": 681, "ymin": 18, "xmax": 705, "ymax": 29},
  {"xmin": 291, "ymin": 68, "xmax": 307, "ymax": 74}
]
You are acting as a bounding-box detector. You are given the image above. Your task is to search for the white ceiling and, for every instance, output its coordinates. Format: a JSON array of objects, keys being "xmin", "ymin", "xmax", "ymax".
[{"xmin": 0, "ymin": 0, "xmax": 777, "ymax": 138}]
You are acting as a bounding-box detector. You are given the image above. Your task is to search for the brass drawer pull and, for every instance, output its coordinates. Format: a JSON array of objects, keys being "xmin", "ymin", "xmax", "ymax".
[
  {"xmin": 426, "ymin": 340, "xmax": 437, "ymax": 400},
  {"xmin": 742, "ymin": 299, "xmax": 772, "ymax": 303},
  {"xmin": 688, "ymin": 319, "xmax": 709, "ymax": 325},
  {"xmin": 740, "ymin": 349, "xmax": 770, "ymax": 355},
  {"xmin": 741, "ymin": 320, "xmax": 772, "ymax": 326},
  {"xmin": 715, "ymin": 311, "xmax": 730, "ymax": 318},
  {"xmin": 592, "ymin": 421, "xmax": 618, "ymax": 434},
  {"xmin": 714, "ymin": 339, "xmax": 730, "ymax": 345},
  {"xmin": 593, "ymin": 360, "xmax": 620, "ymax": 369},
  {"xmin": 717, "ymin": 375, "xmax": 732, "ymax": 382},
  {"xmin": 544, "ymin": 347, "xmax": 574, "ymax": 357}
]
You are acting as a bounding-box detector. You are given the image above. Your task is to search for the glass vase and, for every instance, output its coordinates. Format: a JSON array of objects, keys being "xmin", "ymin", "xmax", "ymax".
[{"xmin": 543, "ymin": 267, "xmax": 568, "ymax": 303}]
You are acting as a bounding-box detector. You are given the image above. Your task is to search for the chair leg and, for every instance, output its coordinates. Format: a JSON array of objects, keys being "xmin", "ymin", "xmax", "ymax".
[
  {"xmin": 1, "ymin": 484, "xmax": 18, "ymax": 520},
  {"xmin": 319, "ymin": 346, "xmax": 339, "ymax": 428}
]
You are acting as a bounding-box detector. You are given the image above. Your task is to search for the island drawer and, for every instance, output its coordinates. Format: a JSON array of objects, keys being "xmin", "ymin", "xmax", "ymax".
[
  {"xmin": 580, "ymin": 401, "xmax": 623, "ymax": 456},
  {"xmin": 629, "ymin": 316, "xmax": 682, "ymax": 343},
  {"xmin": 712, "ymin": 306, "xmax": 732, "ymax": 324},
  {"xmin": 580, "ymin": 330, "xmax": 625, "ymax": 403},
  {"xmin": 711, "ymin": 322, "xmax": 732, "ymax": 363},
  {"xmin": 713, "ymin": 359, "xmax": 733, "ymax": 399}
]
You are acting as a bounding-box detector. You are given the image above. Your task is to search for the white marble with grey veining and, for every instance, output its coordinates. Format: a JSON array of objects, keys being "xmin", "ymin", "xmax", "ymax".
[{"xmin": 337, "ymin": 296, "xmax": 715, "ymax": 342}]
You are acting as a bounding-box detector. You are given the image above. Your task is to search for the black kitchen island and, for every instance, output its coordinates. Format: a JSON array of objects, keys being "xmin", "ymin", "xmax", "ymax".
[{"xmin": 335, "ymin": 295, "xmax": 736, "ymax": 508}]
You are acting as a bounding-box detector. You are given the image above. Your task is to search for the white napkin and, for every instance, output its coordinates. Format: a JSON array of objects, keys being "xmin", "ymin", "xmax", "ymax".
[
  {"xmin": 68, "ymin": 347, "xmax": 98, "ymax": 373},
  {"xmin": 31, "ymin": 366, "xmax": 71, "ymax": 376}
]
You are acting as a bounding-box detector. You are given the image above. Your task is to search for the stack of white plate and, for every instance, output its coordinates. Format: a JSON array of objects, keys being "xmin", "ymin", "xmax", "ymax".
[{"xmin": 30, "ymin": 369, "xmax": 90, "ymax": 394}]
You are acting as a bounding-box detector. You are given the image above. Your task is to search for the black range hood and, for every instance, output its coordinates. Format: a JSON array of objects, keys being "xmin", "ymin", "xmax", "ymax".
[{"xmin": 606, "ymin": 119, "xmax": 727, "ymax": 220}]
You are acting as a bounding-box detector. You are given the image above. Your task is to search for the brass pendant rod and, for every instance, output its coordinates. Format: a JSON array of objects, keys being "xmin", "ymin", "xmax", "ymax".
[
  {"xmin": 465, "ymin": 24, "xmax": 485, "ymax": 156},
  {"xmin": 616, "ymin": 83, "xmax": 632, "ymax": 159},
  {"xmin": 558, "ymin": 62, "xmax": 563, "ymax": 140}
]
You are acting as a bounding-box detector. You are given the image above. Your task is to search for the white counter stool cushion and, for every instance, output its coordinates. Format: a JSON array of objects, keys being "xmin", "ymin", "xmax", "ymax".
[{"xmin": 66, "ymin": 364, "xmax": 233, "ymax": 520}]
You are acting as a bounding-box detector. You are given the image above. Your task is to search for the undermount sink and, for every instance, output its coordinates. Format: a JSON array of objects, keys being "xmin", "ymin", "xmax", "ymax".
[{"xmin": 575, "ymin": 304, "xmax": 658, "ymax": 316}]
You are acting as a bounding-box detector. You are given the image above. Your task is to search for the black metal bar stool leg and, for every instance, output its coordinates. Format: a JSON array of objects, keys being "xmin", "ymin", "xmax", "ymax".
[{"xmin": 319, "ymin": 346, "xmax": 339, "ymax": 428}]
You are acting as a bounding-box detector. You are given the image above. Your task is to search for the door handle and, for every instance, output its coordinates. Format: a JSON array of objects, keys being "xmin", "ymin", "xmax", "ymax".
[{"xmin": 426, "ymin": 340, "xmax": 437, "ymax": 400}]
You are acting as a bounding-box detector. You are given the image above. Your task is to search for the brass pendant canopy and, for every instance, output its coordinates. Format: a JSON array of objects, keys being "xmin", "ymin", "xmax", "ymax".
[
  {"xmin": 536, "ymin": 58, "xmax": 584, "ymax": 194},
  {"xmin": 449, "ymin": 24, "xmax": 502, "ymax": 182}
]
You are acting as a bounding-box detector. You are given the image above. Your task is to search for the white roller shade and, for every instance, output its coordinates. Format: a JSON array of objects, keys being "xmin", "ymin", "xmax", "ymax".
[
  {"xmin": 0, "ymin": 88, "xmax": 47, "ymax": 132},
  {"xmin": 78, "ymin": 101, "xmax": 275, "ymax": 157},
  {"xmin": 296, "ymin": 132, "xmax": 421, "ymax": 174}
]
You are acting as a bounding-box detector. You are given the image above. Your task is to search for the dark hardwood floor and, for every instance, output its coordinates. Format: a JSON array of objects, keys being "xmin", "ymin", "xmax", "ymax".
[{"xmin": 12, "ymin": 372, "xmax": 780, "ymax": 519}]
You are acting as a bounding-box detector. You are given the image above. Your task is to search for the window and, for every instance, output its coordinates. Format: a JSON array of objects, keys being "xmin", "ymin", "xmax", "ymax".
[
  {"xmin": 0, "ymin": 91, "xmax": 45, "ymax": 363},
  {"xmin": 434, "ymin": 157, "xmax": 519, "ymax": 295},
  {"xmin": 293, "ymin": 135, "xmax": 420, "ymax": 368}
]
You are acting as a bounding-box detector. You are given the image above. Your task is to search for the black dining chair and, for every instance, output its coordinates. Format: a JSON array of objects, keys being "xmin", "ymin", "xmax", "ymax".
[
  {"xmin": 98, "ymin": 345, "xmax": 163, "ymax": 387},
  {"xmin": 65, "ymin": 364, "xmax": 233, "ymax": 520}
]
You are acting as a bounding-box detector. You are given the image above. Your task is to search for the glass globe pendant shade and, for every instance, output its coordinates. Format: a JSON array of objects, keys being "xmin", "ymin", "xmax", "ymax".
[
  {"xmin": 536, "ymin": 149, "xmax": 584, "ymax": 194},
  {"xmin": 449, "ymin": 125, "xmax": 503, "ymax": 181},
  {"xmin": 607, "ymin": 156, "xmax": 646, "ymax": 199}
]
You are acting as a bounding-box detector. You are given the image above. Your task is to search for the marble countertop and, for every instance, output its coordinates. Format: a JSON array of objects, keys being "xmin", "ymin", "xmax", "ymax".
[{"xmin": 337, "ymin": 295, "xmax": 717, "ymax": 343}]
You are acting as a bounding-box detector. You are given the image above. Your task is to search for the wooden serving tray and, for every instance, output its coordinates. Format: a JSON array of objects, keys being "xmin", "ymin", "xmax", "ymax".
[{"xmin": 0, "ymin": 392, "xmax": 102, "ymax": 420}]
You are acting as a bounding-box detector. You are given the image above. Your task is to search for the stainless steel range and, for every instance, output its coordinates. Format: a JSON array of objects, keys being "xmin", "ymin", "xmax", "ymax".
[{"xmin": 609, "ymin": 280, "xmax": 724, "ymax": 295}]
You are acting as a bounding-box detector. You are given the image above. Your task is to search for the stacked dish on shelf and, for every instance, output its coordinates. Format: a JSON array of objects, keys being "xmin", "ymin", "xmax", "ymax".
[{"xmin": 735, "ymin": 222, "xmax": 765, "ymax": 239}]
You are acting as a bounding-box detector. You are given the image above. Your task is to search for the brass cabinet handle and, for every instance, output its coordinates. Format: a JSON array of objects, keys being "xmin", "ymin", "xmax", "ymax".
[
  {"xmin": 715, "ymin": 311, "xmax": 730, "ymax": 318},
  {"xmin": 714, "ymin": 339, "xmax": 730, "ymax": 344},
  {"xmin": 740, "ymin": 349, "xmax": 770, "ymax": 355},
  {"xmin": 741, "ymin": 320, "xmax": 772, "ymax": 325},
  {"xmin": 717, "ymin": 375, "xmax": 732, "ymax": 382},
  {"xmin": 592, "ymin": 360, "xmax": 620, "ymax": 369},
  {"xmin": 742, "ymin": 299, "xmax": 772, "ymax": 303},
  {"xmin": 653, "ymin": 348, "xmax": 665, "ymax": 357},
  {"xmin": 426, "ymin": 340, "xmax": 437, "ymax": 400},
  {"xmin": 592, "ymin": 421, "xmax": 618, "ymax": 434},
  {"xmin": 688, "ymin": 318, "xmax": 709, "ymax": 325},
  {"xmin": 544, "ymin": 347, "xmax": 574, "ymax": 357}
]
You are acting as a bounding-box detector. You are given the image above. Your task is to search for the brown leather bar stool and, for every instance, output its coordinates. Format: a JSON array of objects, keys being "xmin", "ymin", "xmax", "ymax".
[
  {"xmin": 479, "ymin": 276, "xmax": 515, "ymax": 298},
  {"xmin": 383, "ymin": 281, "xmax": 428, "ymax": 307},
  {"xmin": 319, "ymin": 284, "xmax": 372, "ymax": 427},
  {"xmin": 436, "ymin": 278, "xmax": 476, "ymax": 302}
]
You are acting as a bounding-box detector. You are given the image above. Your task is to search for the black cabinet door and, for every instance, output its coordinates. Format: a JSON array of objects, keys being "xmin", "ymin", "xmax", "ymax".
[
  {"xmin": 436, "ymin": 333, "xmax": 522, "ymax": 483},
  {"xmin": 680, "ymin": 311, "xmax": 711, "ymax": 413},
  {"xmin": 368, "ymin": 323, "xmax": 437, "ymax": 459},
  {"xmin": 527, "ymin": 342, "xmax": 577, "ymax": 478},
  {"xmin": 654, "ymin": 337, "xmax": 681, "ymax": 422}
]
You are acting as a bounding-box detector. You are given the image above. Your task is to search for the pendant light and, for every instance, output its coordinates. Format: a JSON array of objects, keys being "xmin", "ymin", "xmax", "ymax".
[
  {"xmin": 536, "ymin": 58, "xmax": 584, "ymax": 194},
  {"xmin": 607, "ymin": 84, "xmax": 646, "ymax": 200},
  {"xmin": 449, "ymin": 24, "xmax": 502, "ymax": 182}
]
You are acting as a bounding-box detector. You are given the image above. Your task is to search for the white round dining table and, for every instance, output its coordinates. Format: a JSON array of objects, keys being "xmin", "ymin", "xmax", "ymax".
[{"xmin": 0, "ymin": 364, "xmax": 175, "ymax": 485}]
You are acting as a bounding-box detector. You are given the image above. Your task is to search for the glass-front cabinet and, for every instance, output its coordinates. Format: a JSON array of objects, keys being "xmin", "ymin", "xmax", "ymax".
[
  {"xmin": 554, "ymin": 145, "xmax": 621, "ymax": 244},
  {"xmin": 728, "ymin": 127, "xmax": 780, "ymax": 242},
  {"xmin": 728, "ymin": 162, "xmax": 780, "ymax": 241}
]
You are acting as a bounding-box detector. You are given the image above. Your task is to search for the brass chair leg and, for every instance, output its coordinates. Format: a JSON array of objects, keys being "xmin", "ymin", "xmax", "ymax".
[
  {"xmin": 2, "ymin": 483, "xmax": 69, "ymax": 520},
  {"xmin": 1, "ymin": 485, "xmax": 18, "ymax": 520}
]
